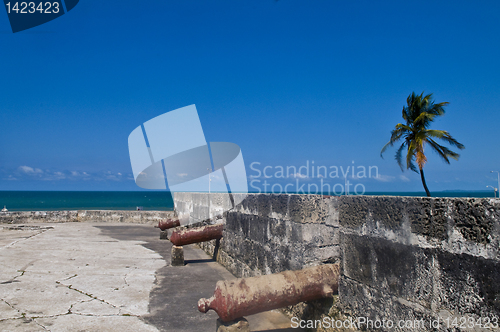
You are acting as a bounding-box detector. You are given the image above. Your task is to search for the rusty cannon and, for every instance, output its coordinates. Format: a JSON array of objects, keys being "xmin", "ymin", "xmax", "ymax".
[
  {"xmin": 169, "ymin": 224, "xmax": 224, "ymax": 266},
  {"xmin": 198, "ymin": 263, "xmax": 339, "ymax": 329},
  {"xmin": 158, "ymin": 218, "xmax": 180, "ymax": 231},
  {"xmin": 170, "ymin": 224, "xmax": 223, "ymax": 246},
  {"xmin": 156, "ymin": 219, "xmax": 180, "ymax": 240}
]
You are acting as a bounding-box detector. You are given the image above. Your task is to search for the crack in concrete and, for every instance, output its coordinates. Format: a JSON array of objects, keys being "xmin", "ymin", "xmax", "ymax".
[
  {"xmin": 72, "ymin": 312, "xmax": 140, "ymax": 317},
  {"xmin": 1, "ymin": 297, "xmax": 139, "ymax": 320},
  {"xmin": 0, "ymin": 298, "xmax": 22, "ymax": 316},
  {"xmin": 0, "ymin": 316, "xmax": 31, "ymax": 323},
  {"xmin": 1, "ymin": 260, "xmax": 37, "ymax": 284},
  {"xmin": 67, "ymin": 300, "xmax": 77, "ymax": 315},
  {"xmin": 0, "ymin": 295, "xmax": 134, "ymax": 328},
  {"xmin": 0, "ymin": 300, "xmax": 50, "ymax": 331},
  {"xmin": 0, "ymin": 228, "xmax": 51, "ymax": 250},
  {"xmin": 4, "ymin": 312, "xmax": 141, "ymax": 319},
  {"xmin": 59, "ymin": 274, "xmax": 78, "ymax": 282},
  {"xmin": 33, "ymin": 318, "xmax": 50, "ymax": 331},
  {"xmin": 55, "ymin": 281, "xmax": 121, "ymax": 312}
]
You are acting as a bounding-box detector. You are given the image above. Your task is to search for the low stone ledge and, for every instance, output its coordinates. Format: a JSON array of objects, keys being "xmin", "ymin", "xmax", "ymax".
[{"xmin": 0, "ymin": 210, "xmax": 175, "ymax": 224}]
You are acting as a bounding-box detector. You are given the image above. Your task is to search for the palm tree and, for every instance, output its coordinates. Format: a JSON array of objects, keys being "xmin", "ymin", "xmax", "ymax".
[{"xmin": 380, "ymin": 92, "xmax": 465, "ymax": 197}]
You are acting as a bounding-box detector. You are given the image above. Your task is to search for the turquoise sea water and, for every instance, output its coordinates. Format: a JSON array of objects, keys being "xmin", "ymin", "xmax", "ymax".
[
  {"xmin": 0, "ymin": 191, "xmax": 175, "ymax": 211},
  {"xmin": 0, "ymin": 190, "xmax": 495, "ymax": 211}
]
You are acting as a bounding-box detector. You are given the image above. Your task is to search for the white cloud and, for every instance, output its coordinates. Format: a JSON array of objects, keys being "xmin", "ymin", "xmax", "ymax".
[
  {"xmin": 10, "ymin": 166, "xmax": 130, "ymax": 183},
  {"xmin": 374, "ymin": 174, "xmax": 411, "ymax": 183},
  {"xmin": 399, "ymin": 175, "xmax": 410, "ymax": 182},
  {"xmin": 373, "ymin": 174, "xmax": 395, "ymax": 182},
  {"xmin": 69, "ymin": 171, "xmax": 92, "ymax": 178},
  {"xmin": 290, "ymin": 172, "xmax": 308, "ymax": 179},
  {"xmin": 53, "ymin": 171, "xmax": 66, "ymax": 179},
  {"xmin": 18, "ymin": 166, "xmax": 43, "ymax": 174}
]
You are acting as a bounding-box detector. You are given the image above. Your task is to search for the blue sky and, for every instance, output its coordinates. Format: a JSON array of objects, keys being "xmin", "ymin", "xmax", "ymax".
[{"xmin": 0, "ymin": 0, "xmax": 499, "ymax": 193}]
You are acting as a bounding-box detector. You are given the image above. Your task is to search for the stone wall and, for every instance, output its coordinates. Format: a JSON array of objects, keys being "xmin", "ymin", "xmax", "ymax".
[
  {"xmin": 0, "ymin": 210, "xmax": 175, "ymax": 224},
  {"xmin": 339, "ymin": 196, "xmax": 500, "ymax": 331},
  {"xmin": 173, "ymin": 193, "xmax": 500, "ymax": 331},
  {"xmin": 172, "ymin": 192, "xmax": 341, "ymax": 277}
]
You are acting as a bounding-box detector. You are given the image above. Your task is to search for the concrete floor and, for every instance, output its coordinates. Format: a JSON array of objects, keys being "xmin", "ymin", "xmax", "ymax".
[{"xmin": 0, "ymin": 223, "xmax": 301, "ymax": 332}]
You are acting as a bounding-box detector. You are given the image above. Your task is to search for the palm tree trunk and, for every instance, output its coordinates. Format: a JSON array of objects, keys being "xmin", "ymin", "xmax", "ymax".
[{"xmin": 419, "ymin": 168, "xmax": 431, "ymax": 197}]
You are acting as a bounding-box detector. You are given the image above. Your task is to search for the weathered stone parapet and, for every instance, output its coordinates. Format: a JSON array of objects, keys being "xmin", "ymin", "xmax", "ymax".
[
  {"xmin": 0, "ymin": 210, "xmax": 175, "ymax": 224},
  {"xmin": 173, "ymin": 192, "xmax": 340, "ymax": 225},
  {"xmin": 338, "ymin": 196, "xmax": 500, "ymax": 259},
  {"xmin": 338, "ymin": 195, "xmax": 500, "ymax": 331},
  {"xmin": 231, "ymin": 193, "xmax": 338, "ymax": 225},
  {"xmin": 0, "ymin": 210, "xmax": 79, "ymax": 223},
  {"xmin": 77, "ymin": 210, "xmax": 175, "ymax": 224},
  {"xmin": 173, "ymin": 193, "xmax": 341, "ymax": 276},
  {"xmin": 197, "ymin": 239, "xmax": 256, "ymax": 278}
]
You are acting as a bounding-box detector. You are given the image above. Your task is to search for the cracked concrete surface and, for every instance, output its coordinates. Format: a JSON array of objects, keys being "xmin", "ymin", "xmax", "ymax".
[
  {"xmin": 0, "ymin": 223, "xmax": 164, "ymax": 331},
  {"xmin": 0, "ymin": 223, "xmax": 299, "ymax": 332}
]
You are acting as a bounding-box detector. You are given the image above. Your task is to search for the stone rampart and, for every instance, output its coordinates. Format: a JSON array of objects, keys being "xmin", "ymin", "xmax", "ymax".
[{"xmin": 0, "ymin": 210, "xmax": 175, "ymax": 224}]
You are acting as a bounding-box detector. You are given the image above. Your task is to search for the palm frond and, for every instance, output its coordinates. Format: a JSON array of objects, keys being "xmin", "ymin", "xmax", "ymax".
[
  {"xmin": 427, "ymin": 101, "xmax": 448, "ymax": 116},
  {"xmin": 427, "ymin": 138, "xmax": 460, "ymax": 161},
  {"xmin": 380, "ymin": 142, "xmax": 392, "ymax": 158},
  {"xmin": 408, "ymin": 160, "xmax": 418, "ymax": 173},
  {"xmin": 426, "ymin": 138, "xmax": 451, "ymax": 163},
  {"xmin": 406, "ymin": 141, "xmax": 419, "ymax": 173},
  {"xmin": 402, "ymin": 107, "xmax": 408, "ymax": 122},
  {"xmin": 380, "ymin": 125, "xmax": 409, "ymax": 157},
  {"xmin": 425, "ymin": 130, "xmax": 464, "ymax": 150},
  {"xmin": 394, "ymin": 123, "xmax": 413, "ymax": 132},
  {"xmin": 395, "ymin": 142, "xmax": 406, "ymax": 171}
]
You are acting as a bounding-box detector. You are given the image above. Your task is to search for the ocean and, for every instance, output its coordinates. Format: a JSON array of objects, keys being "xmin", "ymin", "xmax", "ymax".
[
  {"xmin": 0, "ymin": 191, "xmax": 175, "ymax": 211},
  {"xmin": 0, "ymin": 190, "xmax": 495, "ymax": 212}
]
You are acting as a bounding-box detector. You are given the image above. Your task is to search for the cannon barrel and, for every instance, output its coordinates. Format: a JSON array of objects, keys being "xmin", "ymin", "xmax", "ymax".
[
  {"xmin": 170, "ymin": 224, "xmax": 223, "ymax": 246},
  {"xmin": 158, "ymin": 219, "xmax": 180, "ymax": 231},
  {"xmin": 198, "ymin": 263, "xmax": 339, "ymax": 322}
]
